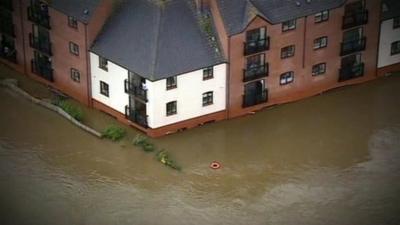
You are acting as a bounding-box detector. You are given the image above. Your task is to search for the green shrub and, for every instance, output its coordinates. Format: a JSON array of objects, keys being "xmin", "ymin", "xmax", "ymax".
[
  {"xmin": 133, "ymin": 135, "xmax": 155, "ymax": 152},
  {"xmin": 102, "ymin": 126, "xmax": 126, "ymax": 141},
  {"xmin": 156, "ymin": 150, "xmax": 181, "ymax": 171},
  {"xmin": 57, "ymin": 100, "xmax": 83, "ymax": 121}
]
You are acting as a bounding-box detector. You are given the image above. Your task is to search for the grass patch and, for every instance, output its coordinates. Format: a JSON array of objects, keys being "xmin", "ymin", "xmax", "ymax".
[
  {"xmin": 102, "ymin": 125, "xmax": 126, "ymax": 141},
  {"xmin": 56, "ymin": 100, "xmax": 83, "ymax": 122}
]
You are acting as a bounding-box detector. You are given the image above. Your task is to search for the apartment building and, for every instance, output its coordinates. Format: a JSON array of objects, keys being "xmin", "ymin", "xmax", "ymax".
[
  {"xmin": 0, "ymin": 0, "xmax": 114, "ymax": 105},
  {"xmin": 378, "ymin": 0, "xmax": 400, "ymax": 76},
  {"xmin": 90, "ymin": 0, "xmax": 227, "ymax": 137},
  {"xmin": 206, "ymin": 0, "xmax": 380, "ymax": 118}
]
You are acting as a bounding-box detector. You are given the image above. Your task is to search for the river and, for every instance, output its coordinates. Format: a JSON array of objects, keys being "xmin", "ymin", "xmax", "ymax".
[{"xmin": 0, "ymin": 75, "xmax": 400, "ymax": 225}]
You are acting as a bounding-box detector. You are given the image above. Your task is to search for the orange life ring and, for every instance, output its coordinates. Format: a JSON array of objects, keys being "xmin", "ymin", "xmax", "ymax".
[{"xmin": 210, "ymin": 161, "xmax": 221, "ymax": 169}]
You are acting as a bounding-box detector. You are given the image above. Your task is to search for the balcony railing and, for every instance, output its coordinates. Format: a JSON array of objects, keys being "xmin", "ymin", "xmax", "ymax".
[
  {"xmin": 0, "ymin": 45, "xmax": 17, "ymax": 63},
  {"xmin": 29, "ymin": 33, "xmax": 52, "ymax": 56},
  {"xmin": 27, "ymin": 5, "xmax": 50, "ymax": 29},
  {"xmin": 0, "ymin": 0, "xmax": 13, "ymax": 11},
  {"xmin": 124, "ymin": 79, "xmax": 148, "ymax": 102},
  {"xmin": 339, "ymin": 63, "xmax": 364, "ymax": 82},
  {"xmin": 340, "ymin": 37, "xmax": 366, "ymax": 56},
  {"xmin": 342, "ymin": 10, "xmax": 368, "ymax": 30},
  {"xmin": 244, "ymin": 37, "xmax": 270, "ymax": 56},
  {"xmin": 125, "ymin": 106, "xmax": 148, "ymax": 128},
  {"xmin": 243, "ymin": 89, "xmax": 268, "ymax": 108},
  {"xmin": 0, "ymin": 18, "xmax": 14, "ymax": 37},
  {"xmin": 243, "ymin": 64, "xmax": 268, "ymax": 82},
  {"xmin": 31, "ymin": 59, "xmax": 53, "ymax": 82}
]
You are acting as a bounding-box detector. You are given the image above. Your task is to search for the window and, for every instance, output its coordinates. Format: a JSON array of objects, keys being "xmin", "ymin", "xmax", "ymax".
[
  {"xmin": 99, "ymin": 56, "xmax": 108, "ymax": 71},
  {"xmin": 312, "ymin": 63, "xmax": 326, "ymax": 76},
  {"xmin": 315, "ymin": 10, "xmax": 329, "ymax": 23},
  {"xmin": 203, "ymin": 67, "xmax": 213, "ymax": 80},
  {"xmin": 68, "ymin": 16, "xmax": 78, "ymax": 29},
  {"xmin": 394, "ymin": 17, "xmax": 400, "ymax": 29},
  {"xmin": 314, "ymin": 36, "xmax": 328, "ymax": 49},
  {"xmin": 166, "ymin": 76, "xmax": 177, "ymax": 90},
  {"xmin": 280, "ymin": 71, "xmax": 294, "ymax": 85},
  {"xmin": 391, "ymin": 41, "xmax": 400, "ymax": 55},
  {"xmin": 282, "ymin": 19, "xmax": 296, "ymax": 32},
  {"xmin": 70, "ymin": 68, "xmax": 80, "ymax": 82},
  {"xmin": 281, "ymin": 45, "xmax": 295, "ymax": 59},
  {"xmin": 100, "ymin": 81, "xmax": 109, "ymax": 97},
  {"xmin": 166, "ymin": 101, "xmax": 177, "ymax": 116},
  {"xmin": 69, "ymin": 42, "xmax": 79, "ymax": 56},
  {"xmin": 202, "ymin": 91, "xmax": 213, "ymax": 106}
]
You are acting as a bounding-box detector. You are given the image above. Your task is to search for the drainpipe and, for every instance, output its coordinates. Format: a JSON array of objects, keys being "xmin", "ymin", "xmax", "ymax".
[
  {"xmin": 84, "ymin": 24, "xmax": 92, "ymax": 107},
  {"xmin": 302, "ymin": 16, "xmax": 307, "ymax": 68}
]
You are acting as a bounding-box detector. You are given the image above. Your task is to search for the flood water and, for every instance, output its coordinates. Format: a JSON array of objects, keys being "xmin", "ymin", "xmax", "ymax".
[{"xmin": 1, "ymin": 75, "xmax": 400, "ymax": 225}]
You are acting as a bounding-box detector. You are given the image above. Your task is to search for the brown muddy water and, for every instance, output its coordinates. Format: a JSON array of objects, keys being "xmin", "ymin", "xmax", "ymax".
[{"xmin": 1, "ymin": 75, "xmax": 400, "ymax": 225}]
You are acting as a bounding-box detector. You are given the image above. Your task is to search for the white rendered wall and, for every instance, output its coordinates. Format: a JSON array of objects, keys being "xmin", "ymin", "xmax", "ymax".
[
  {"xmin": 90, "ymin": 53, "xmax": 129, "ymax": 114},
  {"xmin": 378, "ymin": 19, "xmax": 400, "ymax": 68},
  {"xmin": 147, "ymin": 64, "xmax": 227, "ymax": 129}
]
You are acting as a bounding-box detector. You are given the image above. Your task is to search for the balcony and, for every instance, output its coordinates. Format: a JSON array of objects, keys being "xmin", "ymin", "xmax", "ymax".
[
  {"xmin": 0, "ymin": 45, "xmax": 16, "ymax": 63},
  {"xmin": 31, "ymin": 59, "xmax": 53, "ymax": 82},
  {"xmin": 27, "ymin": 5, "xmax": 50, "ymax": 29},
  {"xmin": 340, "ymin": 37, "xmax": 366, "ymax": 56},
  {"xmin": 339, "ymin": 63, "xmax": 364, "ymax": 82},
  {"xmin": 243, "ymin": 64, "xmax": 268, "ymax": 82},
  {"xmin": 244, "ymin": 37, "xmax": 270, "ymax": 56},
  {"xmin": 342, "ymin": 10, "xmax": 368, "ymax": 30},
  {"xmin": 29, "ymin": 33, "xmax": 52, "ymax": 56},
  {"xmin": 0, "ymin": 19, "xmax": 14, "ymax": 37},
  {"xmin": 125, "ymin": 106, "xmax": 148, "ymax": 128},
  {"xmin": 243, "ymin": 89, "xmax": 268, "ymax": 108},
  {"xmin": 0, "ymin": 0, "xmax": 13, "ymax": 11},
  {"xmin": 124, "ymin": 79, "xmax": 148, "ymax": 102}
]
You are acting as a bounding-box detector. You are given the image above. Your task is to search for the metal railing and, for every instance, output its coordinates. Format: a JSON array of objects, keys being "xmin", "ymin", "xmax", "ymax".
[
  {"xmin": 0, "ymin": 45, "xmax": 17, "ymax": 63},
  {"xmin": 124, "ymin": 79, "xmax": 148, "ymax": 102},
  {"xmin": 340, "ymin": 37, "xmax": 366, "ymax": 56},
  {"xmin": 29, "ymin": 33, "xmax": 52, "ymax": 56},
  {"xmin": 0, "ymin": 16, "xmax": 14, "ymax": 36},
  {"xmin": 125, "ymin": 105, "xmax": 148, "ymax": 128},
  {"xmin": 27, "ymin": 5, "xmax": 50, "ymax": 29},
  {"xmin": 31, "ymin": 59, "xmax": 53, "ymax": 82},
  {"xmin": 244, "ymin": 37, "xmax": 270, "ymax": 55},
  {"xmin": 243, "ymin": 64, "xmax": 268, "ymax": 82},
  {"xmin": 342, "ymin": 10, "xmax": 368, "ymax": 30},
  {"xmin": 242, "ymin": 89, "xmax": 268, "ymax": 108},
  {"xmin": 339, "ymin": 63, "xmax": 364, "ymax": 82}
]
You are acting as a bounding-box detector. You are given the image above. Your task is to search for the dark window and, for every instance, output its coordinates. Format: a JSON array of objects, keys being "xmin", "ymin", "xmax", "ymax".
[
  {"xmin": 247, "ymin": 53, "xmax": 265, "ymax": 68},
  {"xmin": 166, "ymin": 76, "xmax": 177, "ymax": 90},
  {"xmin": 100, "ymin": 81, "xmax": 109, "ymax": 97},
  {"xmin": 315, "ymin": 10, "xmax": 329, "ymax": 23},
  {"xmin": 69, "ymin": 42, "xmax": 79, "ymax": 56},
  {"xmin": 202, "ymin": 91, "xmax": 213, "ymax": 106},
  {"xmin": 203, "ymin": 67, "xmax": 214, "ymax": 80},
  {"xmin": 394, "ymin": 17, "xmax": 400, "ymax": 29},
  {"xmin": 70, "ymin": 68, "xmax": 80, "ymax": 82},
  {"xmin": 68, "ymin": 16, "xmax": 78, "ymax": 29},
  {"xmin": 280, "ymin": 71, "xmax": 294, "ymax": 85},
  {"xmin": 282, "ymin": 19, "xmax": 296, "ymax": 32},
  {"xmin": 391, "ymin": 41, "xmax": 400, "ymax": 55},
  {"xmin": 166, "ymin": 101, "xmax": 177, "ymax": 116},
  {"xmin": 314, "ymin": 36, "xmax": 328, "ymax": 49},
  {"xmin": 281, "ymin": 45, "xmax": 295, "ymax": 59},
  {"xmin": 312, "ymin": 63, "xmax": 326, "ymax": 76},
  {"xmin": 99, "ymin": 56, "xmax": 108, "ymax": 71}
]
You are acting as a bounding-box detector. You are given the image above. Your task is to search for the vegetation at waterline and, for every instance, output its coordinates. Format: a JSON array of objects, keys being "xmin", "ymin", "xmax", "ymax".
[
  {"xmin": 55, "ymin": 100, "xmax": 83, "ymax": 122},
  {"xmin": 133, "ymin": 134, "xmax": 181, "ymax": 171},
  {"xmin": 102, "ymin": 125, "xmax": 126, "ymax": 141}
]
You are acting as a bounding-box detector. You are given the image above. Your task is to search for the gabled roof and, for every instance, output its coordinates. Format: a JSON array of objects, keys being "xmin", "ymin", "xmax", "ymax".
[
  {"xmin": 50, "ymin": 0, "xmax": 102, "ymax": 23},
  {"xmin": 381, "ymin": 0, "xmax": 400, "ymax": 21},
  {"xmin": 217, "ymin": 0, "xmax": 346, "ymax": 36},
  {"xmin": 90, "ymin": 0, "xmax": 224, "ymax": 81}
]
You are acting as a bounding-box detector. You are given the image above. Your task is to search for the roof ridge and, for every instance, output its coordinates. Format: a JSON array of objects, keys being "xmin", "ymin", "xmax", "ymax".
[{"xmin": 150, "ymin": 5, "xmax": 164, "ymax": 80}]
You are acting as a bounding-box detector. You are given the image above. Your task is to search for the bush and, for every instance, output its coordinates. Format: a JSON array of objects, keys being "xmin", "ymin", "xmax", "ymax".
[
  {"xmin": 133, "ymin": 135, "xmax": 155, "ymax": 152},
  {"xmin": 102, "ymin": 126, "xmax": 126, "ymax": 141},
  {"xmin": 57, "ymin": 100, "xmax": 83, "ymax": 121},
  {"xmin": 156, "ymin": 150, "xmax": 181, "ymax": 171}
]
